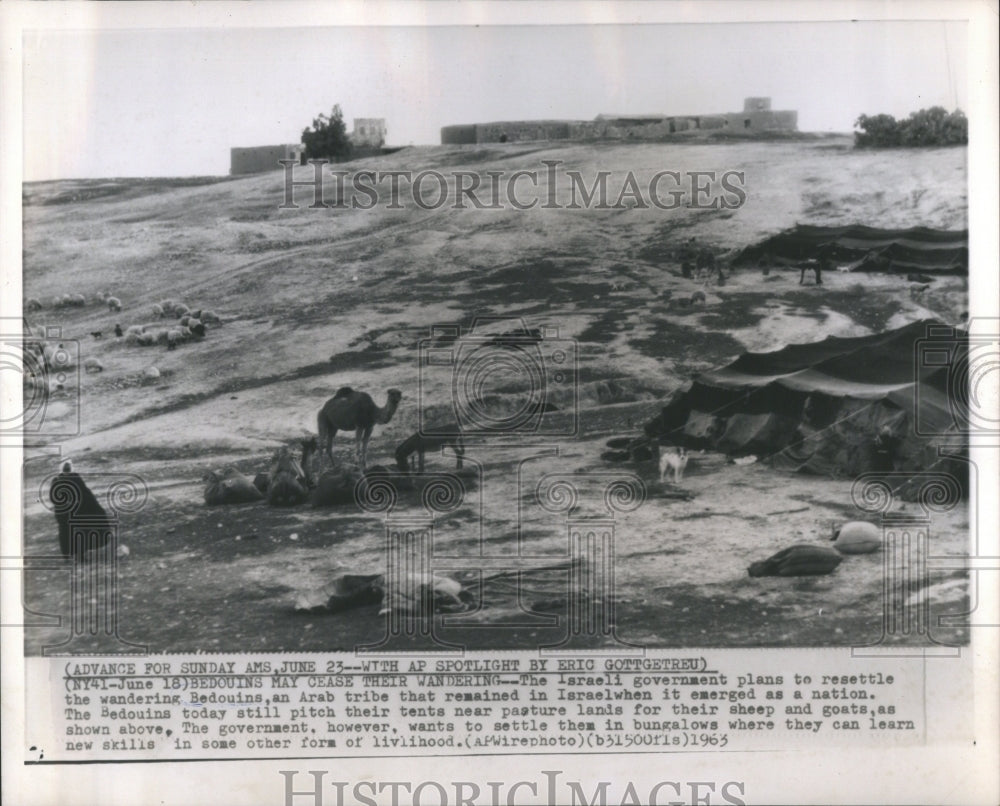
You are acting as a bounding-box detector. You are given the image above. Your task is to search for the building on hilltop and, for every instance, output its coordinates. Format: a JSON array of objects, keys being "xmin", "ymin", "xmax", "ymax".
[
  {"xmin": 230, "ymin": 144, "xmax": 304, "ymax": 175},
  {"xmin": 440, "ymin": 97, "xmax": 797, "ymax": 144},
  {"xmin": 351, "ymin": 118, "xmax": 387, "ymax": 148}
]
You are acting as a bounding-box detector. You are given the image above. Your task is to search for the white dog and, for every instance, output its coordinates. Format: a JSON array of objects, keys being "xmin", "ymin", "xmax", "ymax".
[{"xmin": 659, "ymin": 447, "xmax": 689, "ymax": 484}]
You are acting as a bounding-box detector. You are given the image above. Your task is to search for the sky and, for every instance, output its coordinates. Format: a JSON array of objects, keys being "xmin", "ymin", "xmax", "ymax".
[{"xmin": 21, "ymin": 20, "xmax": 968, "ymax": 180}]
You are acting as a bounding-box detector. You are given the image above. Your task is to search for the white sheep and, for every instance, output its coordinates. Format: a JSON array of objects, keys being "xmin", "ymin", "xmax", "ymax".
[
  {"xmin": 151, "ymin": 303, "xmax": 165, "ymax": 318},
  {"xmin": 179, "ymin": 315, "xmax": 191, "ymax": 327},
  {"xmin": 84, "ymin": 357, "xmax": 104, "ymax": 373},
  {"xmin": 155, "ymin": 329, "xmax": 170, "ymax": 345},
  {"xmin": 160, "ymin": 300, "xmax": 177, "ymax": 316},
  {"xmin": 200, "ymin": 310, "xmax": 221, "ymax": 326},
  {"xmin": 167, "ymin": 329, "xmax": 183, "ymax": 350},
  {"xmin": 68, "ymin": 293, "xmax": 86, "ymax": 307},
  {"xmin": 137, "ymin": 332, "xmax": 156, "ymax": 347},
  {"xmin": 173, "ymin": 303, "xmax": 190, "ymax": 318}
]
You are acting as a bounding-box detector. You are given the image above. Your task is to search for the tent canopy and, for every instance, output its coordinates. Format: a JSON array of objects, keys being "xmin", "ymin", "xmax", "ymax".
[
  {"xmin": 645, "ymin": 320, "xmax": 968, "ymax": 482},
  {"xmin": 734, "ymin": 224, "xmax": 968, "ymax": 274}
]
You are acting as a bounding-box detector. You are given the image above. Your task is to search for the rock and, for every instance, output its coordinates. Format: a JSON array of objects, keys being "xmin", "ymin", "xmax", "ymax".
[
  {"xmin": 748, "ymin": 544, "xmax": 843, "ymax": 577},
  {"xmin": 832, "ymin": 521, "xmax": 881, "ymax": 554}
]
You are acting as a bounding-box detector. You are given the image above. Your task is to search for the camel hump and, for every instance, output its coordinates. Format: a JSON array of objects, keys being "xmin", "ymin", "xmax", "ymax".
[{"xmin": 334, "ymin": 386, "xmax": 354, "ymax": 399}]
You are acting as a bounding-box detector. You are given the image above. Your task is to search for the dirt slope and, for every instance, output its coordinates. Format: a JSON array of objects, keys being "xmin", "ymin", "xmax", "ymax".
[{"xmin": 20, "ymin": 138, "xmax": 969, "ymax": 652}]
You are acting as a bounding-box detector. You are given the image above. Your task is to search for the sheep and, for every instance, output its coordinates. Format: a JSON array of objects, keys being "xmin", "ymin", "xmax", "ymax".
[
  {"xmin": 200, "ymin": 311, "xmax": 222, "ymax": 326},
  {"xmin": 83, "ymin": 357, "xmax": 104, "ymax": 373},
  {"xmin": 179, "ymin": 315, "xmax": 191, "ymax": 327},
  {"xmin": 173, "ymin": 303, "xmax": 190, "ymax": 318},
  {"xmin": 67, "ymin": 293, "xmax": 86, "ymax": 307},
  {"xmin": 25, "ymin": 298, "xmax": 43, "ymax": 312},
  {"xmin": 137, "ymin": 332, "xmax": 156, "ymax": 347},
  {"xmin": 160, "ymin": 300, "xmax": 177, "ymax": 316},
  {"xmin": 107, "ymin": 297, "xmax": 122, "ymax": 313},
  {"xmin": 143, "ymin": 366, "xmax": 160, "ymax": 380},
  {"xmin": 690, "ymin": 290, "xmax": 707, "ymax": 304},
  {"xmin": 151, "ymin": 303, "xmax": 164, "ymax": 318},
  {"xmin": 155, "ymin": 329, "xmax": 170, "ymax": 345},
  {"xmin": 188, "ymin": 319, "xmax": 205, "ymax": 338},
  {"xmin": 167, "ymin": 329, "xmax": 183, "ymax": 350}
]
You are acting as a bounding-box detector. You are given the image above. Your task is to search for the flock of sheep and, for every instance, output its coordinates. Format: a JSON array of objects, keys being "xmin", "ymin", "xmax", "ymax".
[
  {"xmin": 23, "ymin": 290, "xmax": 223, "ymax": 381},
  {"xmin": 122, "ymin": 299, "xmax": 222, "ymax": 350}
]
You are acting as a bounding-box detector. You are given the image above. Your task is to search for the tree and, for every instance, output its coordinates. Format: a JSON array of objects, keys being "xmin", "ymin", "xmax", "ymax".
[
  {"xmin": 301, "ymin": 105, "xmax": 352, "ymax": 162},
  {"xmin": 854, "ymin": 107, "xmax": 967, "ymax": 148}
]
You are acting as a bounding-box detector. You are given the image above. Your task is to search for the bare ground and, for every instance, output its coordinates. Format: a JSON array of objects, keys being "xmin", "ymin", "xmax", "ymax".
[{"xmin": 20, "ymin": 138, "xmax": 970, "ymax": 653}]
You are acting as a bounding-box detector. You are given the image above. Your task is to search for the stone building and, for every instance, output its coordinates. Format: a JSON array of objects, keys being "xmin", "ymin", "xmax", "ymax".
[
  {"xmin": 351, "ymin": 118, "xmax": 387, "ymax": 148},
  {"xmin": 230, "ymin": 144, "xmax": 304, "ymax": 175},
  {"xmin": 441, "ymin": 97, "xmax": 797, "ymax": 144}
]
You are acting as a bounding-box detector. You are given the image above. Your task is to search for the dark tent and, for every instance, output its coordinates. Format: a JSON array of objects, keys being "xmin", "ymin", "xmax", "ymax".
[
  {"xmin": 734, "ymin": 224, "xmax": 968, "ymax": 275},
  {"xmin": 645, "ymin": 320, "xmax": 969, "ymax": 490}
]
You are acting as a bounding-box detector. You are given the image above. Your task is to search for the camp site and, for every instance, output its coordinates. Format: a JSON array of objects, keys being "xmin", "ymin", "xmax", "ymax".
[{"xmin": 20, "ymin": 138, "xmax": 971, "ymax": 652}]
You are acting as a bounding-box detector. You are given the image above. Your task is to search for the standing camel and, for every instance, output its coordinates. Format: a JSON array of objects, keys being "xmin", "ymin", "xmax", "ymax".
[{"xmin": 317, "ymin": 387, "xmax": 403, "ymax": 470}]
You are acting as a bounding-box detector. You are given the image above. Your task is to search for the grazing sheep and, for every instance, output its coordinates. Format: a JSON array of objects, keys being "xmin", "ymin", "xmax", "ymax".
[
  {"xmin": 166, "ymin": 329, "xmax": 182, "ymax": 350},
  {"xmin": 160, "ymin": 300, "xmax": 177, "ymax": 316},
  {"xmin": 173, "ymin": 303, "xmax": 190, "ymax": 318},
  {"xmin": 83, "ymin": 357, "xmax": 104, "ymax": 373},
  {"xmin": 203, "ymin": 467, "xmax": 264, "ymax": 506},
  {"xmin": 107, "ymin": 297, "xmax": 122, "ymax": 313},
  {"xmin": 179, "ymin": 315, "xmax": 191, "ymax": 327},
  {"xmin": 25, "ymin": 298, "xmax": 43, "ymax": 312},
  {"xmin": 188, "ymin": 309, "xmax": 203, "ymax": 320},
  {"xmin": 137, "ymin": 332, "xmax": 156, "ymax": 347},
  {"xmin": 68, "ymin": 293, "xmax": 86, "ymax": 307},
  {"xmin": 200, "ymin": 310, "xmax": 221, "ymax": 326},
  {"xmin": 690, "ymin": 290, "xmax": 707, "ymax": 304},
  {"xmin": 151, "ymin": 303, "xmax": 164, "ymax": 318},
  {"xmin": 125, "ymin": 325, "xmax": 145, "ymax": 337},
  {"xmin": 155, "ymin": 329, "xmax": 170, "ymax": 345}
]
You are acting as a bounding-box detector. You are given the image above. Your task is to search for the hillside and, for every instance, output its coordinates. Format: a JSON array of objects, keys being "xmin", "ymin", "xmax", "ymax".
[{"xmin": 20, "ymin": 138, "xmax": 970, "ymax": 652}]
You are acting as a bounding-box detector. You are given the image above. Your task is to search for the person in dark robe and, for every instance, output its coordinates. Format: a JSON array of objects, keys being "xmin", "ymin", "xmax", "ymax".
[{"xmin": 50, "ymin": 461, "xmax": 113, "ymax": 560}]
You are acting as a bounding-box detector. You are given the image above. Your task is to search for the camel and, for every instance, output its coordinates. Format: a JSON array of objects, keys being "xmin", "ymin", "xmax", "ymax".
[
  {"xmin": 394, "ymin": 429, "xmax": 465, "ymax": 474},
  {"xmin": 317, "ymin": 387, "xmax": 403, "ymax": 470}
]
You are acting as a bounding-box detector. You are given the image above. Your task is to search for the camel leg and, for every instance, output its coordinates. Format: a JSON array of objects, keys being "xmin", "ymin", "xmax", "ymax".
[
  {"xmin": 325, "ymin": 429, "xmax": 337, "ymax": 470},
  {"xmin": 354, "ymin": 427, "xmax": 365, "ymax": 469}
]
